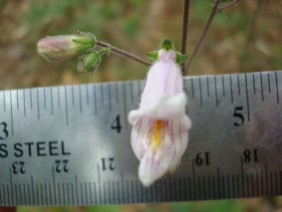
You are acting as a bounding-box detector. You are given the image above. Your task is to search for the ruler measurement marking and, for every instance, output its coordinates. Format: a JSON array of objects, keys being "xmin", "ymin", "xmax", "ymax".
[
  {"xmin": 237, "ymin": 75, "xmax": 240, "ymax": 95},
  {"xmin": 89, "ymin": 182, "xmax": 93, "ymax": 204},
  {"xmin": 122, "ymin": 83, "xmax": 128, "ymax": 129},
  {"xmin": 192, "ymin": 160, "xmax": 196, "ymax": 200},
  {"xmin": 280, "ymin": 171, "xmax": 282, "ymax": 195},
  {"xmin": 217, "ymin": 168, "xmax": 220, "ymax": 199},
  {"xmin": 9, "ymin": 91, "xmax": 14, "ymax": 135},
  {"xmin": 29, "ymin": 89, "xmax": 33, "ymax": 109},
  {"xmin": 275, "ymin": 72, "xmax": 280, "ymax": 103},
  {"xmin": 256, "ymin": 173, "xmax": 259, "ymax": 196},
  {"xmin": 214, "ymin": 76, "xmax": 218, "ymax": 107},
  {"xmin": 44, "ymin": 183, "xmax": 48, "ymax": 205},
  {"xmin": 75, "ymin": 175, "xmax": 79, "ymax": 205},
  {"xmin": 64, "ymin": 86, "xmax": 69, "ymax": 126},
  {"xmin": 231, "ymin": 174, "xmax": 235, "ymax": 198},
  {"xmin": 260, "ymin": 72, "xmax": 264, "ymax": 101},
  {"xmin": 16, "ymin": 90, "xmax": 19, "ymax": 110},
  {"xmin": 191, "ymin": 78, "xmax": 195, "ymax": 98},
  {"xmin": 36, "ymin": 89, "xmax": 40, "ymax": 120},
  {"xmin": 85, "ymin": 182, "xmax": 89, "ymax": 205},
  {"xmin": 108, "ymin": 84, "xmax": 112, "ymax": 112},
  {"xmin": 137, "ymin": 80, "xmax": 142, "ymax": 98},
  {"xmin": 57, "ymin": 87, "xmax": 61, "ymax": 108},
  {"xmin": 86, "ymin": 85, "xmax": 90, "ymax": 106},
  {"xmin": 97, "ymin": 165, "xmax": 102, "ymax": 204},
  {"xmin": 23, "ymin": 90, "xmax": 26, "ymax": 117},
  {"xmin": 70, "ymin": 182, "xmax": 74, "ymax": 205},
  {"xmin": 79, "ymin": 182, "xmax": 83, "ymax": 205},
  {"xmin": 40, "ymin": 183, "xmax": 44, "ymax": 205},
  {"xmin": 9, "ymin": 168, "xmax": 14, "ymax": 204},
  {"xmin": 227, "ymin": 174, "xmax": 230, "ymax": 198},
  {"xmin": 270, "ymin": 172, "xmax": 273, "ymax": 196},
  {"xmin": 222, "ymin": 76, "xmax": 225, "ymax": 96},
  {"xmin": 212, "ymin": 176, "xmax": 216, "ymax": 199},
  {"xmin": 275, "ymin": 171, "xmax": 278, "ymax": 196},
  {"xmin": 44, "ymin": 88, "xmax": 47, "ymax": 109},
  {"xmin": 31, "ymin": 176, "xmax": 35, "ymax": 205},
  {"xmin": 35, "ymin": 184, "xmax": 39, "ymax": 205},
  {"xmin": 93, "ymin": 85, "xmax": 97, "ymax": 115},
  {"xmin": 261, "ymin": 172, "xmax": 264, "ymax": 196},
  {"xmin": 246, "ymin": 174, "xmax": 249, "ymax": 197},
  {"xmin": 27, "ymin": 184, "xmax": 31, "ymax": 205},
  {"xmin": 52, "ymin": 167, "xmax": 56, "ymax": 204},
  {"xmin": 48, "ymin": 183, "xmax": 52, "ymax": 205},
  {"xmin": 6, "ymin": 184, "xmax": 10, "ymax": 206},
  {"xmin": 265, "ymin": 164, "xmax": 269, "ymax": 196},
  {"xmin": 71, "ymin": 86, "xmax": 75, "ymax": 106},
  {"xmin": 206, "ymin": 77, "xmax": 210, "ymax": 97},
  {"xmin": 199, "ymin": 78, "xmax": 203, "ymax": 105},
  {"xmin": 57, "ymin": 183, "xmax": 61, "ymax": 205},
  {"xmin": 60, "ymin": 183, "xmax": 64, "ymax": 205},
  {"xmin": 14, "ymin": 184, "xmax": 18, "ymax": 205},
  {"xmin": 130, "ymin": 82, "xmax": 134, "ymax": 102},
  {"xmin": 3, "ymin": 91, "xmax": 6, "ymax": 111},
  {"xmin": 79, "ymin": 85, "xmax": 82, "ymax": 113},
  {"xmin": 245, "ymin": 74, "xmax": 250, "ymax": 122},
  {"xmin": 0, "ymin": 185, "xmax": 4, "ymax": 205},
  {"xmin": 252, "ymin": 73, "xmax": 256, "ymax": 94},
  {"xmin": 50, "ymin": 87, "xmax": 54, "ymax": 115},
  {"xmin": 251, "ymin": 173, "xmax": 254, "ymax": 197},
  {"xmin": 267, "ymin": 73, "xmax": 271, "ymax": 93},
  {"xmin": 202, "ymin": 177, "xmax": 206, "ymax": 200},
  {"xmin": 230, "ymin": 75, "xmax": 233, "ymax": 103},
  {"xmin": 207, "ymin": 176, "xmax": 211, "ymax": 199},
  {"xmin": 101, "ymin": 84, "xmax": 104, "ymax": 107},
  {"xmin": 240, "ymin": 158, "xmax": 245, "ymax": 197},
  {"xmin": 115, "ymin": 83, "xmax": 119, "ymax": 103},
  {"xmin": 23, "ymin": 184, "xmax": 27, "ymax": 205}
]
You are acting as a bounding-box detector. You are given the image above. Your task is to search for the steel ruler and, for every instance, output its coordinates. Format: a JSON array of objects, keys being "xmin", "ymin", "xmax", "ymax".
[{"xmin": 0, "ymin": 70, "xmax": 281, "ymax": 206}]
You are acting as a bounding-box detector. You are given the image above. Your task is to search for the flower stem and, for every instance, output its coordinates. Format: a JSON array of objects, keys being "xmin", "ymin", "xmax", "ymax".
[
  {"xmin": 181, "ymin": 0, "xmax": 190, "ymax": 71},
  {"xmin": 184, "ymin": 0, "xmax": 221, "ymax": 73},
  {"xmin": 97, "ymin": 40, "xmax": 151, "ymax": 66},
  {"xmin": 181, "ymin": 0, "xmax": 190, "ymax": 55}
]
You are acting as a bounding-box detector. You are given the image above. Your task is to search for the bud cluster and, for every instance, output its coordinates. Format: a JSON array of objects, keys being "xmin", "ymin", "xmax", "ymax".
[{"xmin": 37, "ymin": 31, "xmax": 109, "ymax": 74}]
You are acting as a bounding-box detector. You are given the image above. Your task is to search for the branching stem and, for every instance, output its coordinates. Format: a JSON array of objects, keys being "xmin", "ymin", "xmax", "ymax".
[
  {"xmin": 184, "ymin": 0, "xmax": 221, "ymax": 72},
  {"xmin": 217, "ymin": 0, "xmax": 242, "ymax": 12}
]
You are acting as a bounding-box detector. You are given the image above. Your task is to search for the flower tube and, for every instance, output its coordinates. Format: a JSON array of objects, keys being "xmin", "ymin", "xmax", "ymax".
[{"xmin": 128, "ymin": 39, "xmax": 192, "ymax": 186}]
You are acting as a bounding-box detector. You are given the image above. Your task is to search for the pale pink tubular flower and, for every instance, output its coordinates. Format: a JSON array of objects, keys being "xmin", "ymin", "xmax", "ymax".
[{"xmin": 128, "ymin": 40, "xmax": 192, "ymax": 186}]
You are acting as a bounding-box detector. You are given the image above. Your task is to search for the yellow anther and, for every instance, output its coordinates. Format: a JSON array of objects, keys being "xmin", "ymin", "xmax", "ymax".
[{"xmin": 151, "ymin": 120, "xmax": 164, "ymax": 151}]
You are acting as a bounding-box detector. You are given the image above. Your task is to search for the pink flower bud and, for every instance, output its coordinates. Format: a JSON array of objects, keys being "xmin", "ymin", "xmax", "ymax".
[{"xmin": 37, "ymin": 32, "xmax": 96, "ymax": 62}]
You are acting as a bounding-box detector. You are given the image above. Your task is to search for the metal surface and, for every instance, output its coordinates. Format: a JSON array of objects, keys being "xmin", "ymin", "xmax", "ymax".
[{"xmin": 0, "ymin": 70, "xmax": 281, "ymax": 206}]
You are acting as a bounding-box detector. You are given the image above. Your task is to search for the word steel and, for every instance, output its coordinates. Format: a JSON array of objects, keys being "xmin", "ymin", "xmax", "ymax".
[{"xmin": 0, "ymin": 70, "xmax": 281, "ymax": 206}]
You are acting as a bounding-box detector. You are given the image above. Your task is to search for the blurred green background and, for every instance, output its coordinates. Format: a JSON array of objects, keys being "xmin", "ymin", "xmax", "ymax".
[{"xmin": 1, "ymin": 0, "xmax": 282, "ymax": 211}]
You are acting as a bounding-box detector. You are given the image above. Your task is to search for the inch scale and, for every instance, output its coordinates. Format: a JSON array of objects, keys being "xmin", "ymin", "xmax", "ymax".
[{"xmin": 0, "ymin": 70, "xmax": 281, "ymax": 206}]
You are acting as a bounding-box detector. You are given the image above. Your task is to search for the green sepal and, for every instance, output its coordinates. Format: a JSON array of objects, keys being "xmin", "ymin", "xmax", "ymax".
[
  {"xmin": 160, "ymin": 38, "xmax": 174, "ymax": 50},
  {"xmin": 72, "ymin": 30, "xmax": 97, "ymax": 48},
  {"xmin": 176, "ymin": 52, "xmax": 188, "ymax": 64},
  {"xmin": 99, "ymin": 47, "xmax": 111, "ymax": 56},
  {"xmin": 146, "ymin": 50, "xmax": 158, "ymax": 61}
]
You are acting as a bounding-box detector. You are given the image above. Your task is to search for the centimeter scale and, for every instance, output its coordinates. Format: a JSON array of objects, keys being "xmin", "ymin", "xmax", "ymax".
[{"xmin": 0, "ymin": 70, "xmax": 281, "ymax": 206}]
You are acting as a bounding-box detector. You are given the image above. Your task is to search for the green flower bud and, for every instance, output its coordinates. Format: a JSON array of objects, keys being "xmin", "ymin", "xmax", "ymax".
[
  {"xmin": 77, "ymin": 48, "xmax": 110, "ymax": 74},
  {"xmin": 37, "ymin": 31, "xmax": 96, "ymax": 62}
]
